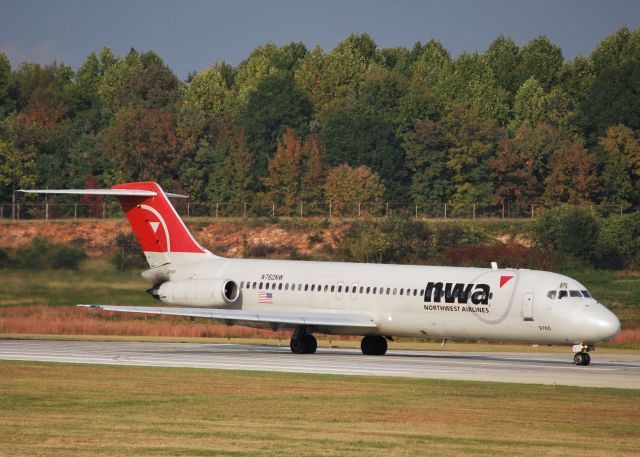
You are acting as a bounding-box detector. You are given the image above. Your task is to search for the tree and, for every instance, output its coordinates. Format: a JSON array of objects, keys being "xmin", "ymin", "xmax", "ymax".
[
  {"xmin": 300, "ymin": 133, "xmax": 326, "ymax": 206},
  {"xmin": 321, "ymin": 108, "xmax": 408, "ymax": 201},
  {"xmin": 324, "ymin": 164, "xmax": 385, "ymax": 215},
  {"xmin": 0, "ymin": 136, "xmax": 36, "ymax": 215},
  {"xmin": 261, "ymin": 129, "xmax": 327, "ymax": 212},
  {"xmin": 443, "ymin": 104, "xmax": 501, "ymax": 211},
  {"xmin": 490, "ymin": 138, "xmax": 538, "ymax": 213},
  {"xmin": 102, "ymin": 108, "xmax": 178, "ymax": 184},
  {"xmin": 543, "ymin": 142, "xmax": 598, "ymax": 204},
  {"xmin": 409, "ymin": 39, "xmax": 451, "ymax": 88},
  {"xmin": 261, "ymin": 128, "xmax": 305, "ymax": 212},
  {"xmin": 98, "ymin": 49, "xmax": 180, "ymax": 113},
  {"xmin": 404, "ymin": 119, "xmax": 453, "ymax": 206},
  {"xmin": 357, "ymin": 66, "xmax": 408, "ymax": 126},
  {"xmin": 240, "ymin": 71, "xmax": 312, "ymax": 179},
  {"xmin": 598, "ymin": 125, "xmax": 640, "ymax": 207},
  {"xmin": 232, "ymin": 43, "xmax": 279, "ymax": 110},
  {"xmin": 183, "ymin": 65, "xmax": 229, "ymax": 120},
  {"xmin": 484, "ymin": 35, "xmax": 521, "ymax": 95},
  {"xmin": 295, "ymin": 34, "xmax": 380, "ymax": 117},
  {"xmin": 0, "ymin": 52, "xmax": 12, "ymax": 117},
  {"xmin": 517, "ymin": 36, "xmax": 563, "ymax": 91},
  {"xmin": 511, "ymin": 77, "xmax": 546, "ymax": 130}
]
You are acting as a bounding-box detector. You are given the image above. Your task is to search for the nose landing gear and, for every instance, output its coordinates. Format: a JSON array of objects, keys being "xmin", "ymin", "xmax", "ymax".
[{"xmin": 573, "ymin": 343, "xmax": 593, "ymax": 366}]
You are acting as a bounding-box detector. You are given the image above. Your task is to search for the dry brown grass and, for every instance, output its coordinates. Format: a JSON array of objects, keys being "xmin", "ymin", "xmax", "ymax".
[
  {"xmin": 1, "ymin": 361, "xmax": 639, "ymax": 457},
  {"xmin": 0, "ymin": 305, "xmax": 358, "ymax": 342}
]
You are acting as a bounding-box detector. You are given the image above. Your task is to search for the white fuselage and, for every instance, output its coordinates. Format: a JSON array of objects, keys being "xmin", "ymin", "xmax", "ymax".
[{"xmin": 143, "ymin": 256, "xmax": 621, "ymax": 345}]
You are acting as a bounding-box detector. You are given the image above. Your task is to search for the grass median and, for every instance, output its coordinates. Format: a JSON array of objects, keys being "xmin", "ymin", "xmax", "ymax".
[{"xmin": 1, "ymin": 360, "xmax": 639, "ymax": 457}]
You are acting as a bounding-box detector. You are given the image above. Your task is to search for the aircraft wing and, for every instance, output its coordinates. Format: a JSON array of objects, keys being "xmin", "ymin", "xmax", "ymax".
[{"xmin": 78, "ymin": 305, "xmax": 378, "ymax": 330}]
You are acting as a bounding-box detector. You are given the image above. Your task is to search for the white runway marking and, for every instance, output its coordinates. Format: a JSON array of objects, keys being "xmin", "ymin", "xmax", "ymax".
[{"xmin": 1, "ymin": 339, "xmax": 639, "ymax": 389}]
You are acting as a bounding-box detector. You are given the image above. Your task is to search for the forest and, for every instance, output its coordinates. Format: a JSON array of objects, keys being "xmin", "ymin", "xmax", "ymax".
[{"xmin": 0, "ymin": 27, "xmax": 639, "ymax": 216}]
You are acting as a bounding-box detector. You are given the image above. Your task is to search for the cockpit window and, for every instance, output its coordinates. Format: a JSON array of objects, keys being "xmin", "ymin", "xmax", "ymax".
[
  {"xmin": 570, "ymin": 290, "xmax": 582, "ymax": 297},
  {"xmin": 547, "ymin": 291, "xmax": 556, "ymax": 299},
  {"xmin": 581, "ymin": 290, "xmax": 591, "ymax": 298},
  {"xmin": 558, "ymin": 290, "xmax": 568, "ymax": 299}
]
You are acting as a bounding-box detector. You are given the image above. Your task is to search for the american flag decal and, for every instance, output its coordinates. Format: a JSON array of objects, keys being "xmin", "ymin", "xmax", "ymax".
[{"xmin": 258, "ymin": 292, "xmax": 273, "ymax": 304}]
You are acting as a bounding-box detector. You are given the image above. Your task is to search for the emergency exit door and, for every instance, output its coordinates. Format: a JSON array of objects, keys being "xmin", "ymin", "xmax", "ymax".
[{"xmin": 522, "ymin": 293, "xmax": 534, "ymax": 321}]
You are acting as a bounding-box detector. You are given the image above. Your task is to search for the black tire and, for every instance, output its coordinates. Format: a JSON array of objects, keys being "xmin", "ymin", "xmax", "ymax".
[
  {"xmin": 290, "ymin": 335, "xmax": 317, "ymax": 354},
  {"xmin": 361, "ymin": 336, "xmax": 388, "ymax": 356},
  {"xmin": 303, "ymin": 334, "xmax": 317, "ymax": 354},
  {"xmin": 574, "ymin": 352, "xmax": 587, "ymax": 366},
  {"xmin": 290, "ymin": 338, "xmax": 303, "ymax": 354}
]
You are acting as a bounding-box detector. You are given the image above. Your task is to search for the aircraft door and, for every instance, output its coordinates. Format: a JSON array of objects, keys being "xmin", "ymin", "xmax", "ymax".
[{"xmin": 522, "ymin": 293, "xmax": 534, "ymax": 321}]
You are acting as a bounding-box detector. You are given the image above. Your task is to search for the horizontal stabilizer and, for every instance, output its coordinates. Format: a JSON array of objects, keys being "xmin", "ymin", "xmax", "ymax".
[
  {"xmin": 78, "ymin": 305, "xmax": 378, "ymax": 329},
  {"xmin": 18, "ymin": 189, "xmax": 188, "ymax": 198}
]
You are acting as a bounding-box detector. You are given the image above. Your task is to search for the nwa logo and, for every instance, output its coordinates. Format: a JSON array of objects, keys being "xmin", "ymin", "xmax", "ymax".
[{"xmin": 424, "ymin": 282, "xmax": 491, "ymax": 305}]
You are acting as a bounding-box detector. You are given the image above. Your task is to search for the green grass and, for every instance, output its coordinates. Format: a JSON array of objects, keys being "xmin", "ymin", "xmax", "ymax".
[
  {"xmin": 0, "ymin": 360, "xmax": 639, "ymax": 457},
  {"xmin": 0, "ymin": 259, "xmax": 155, "ymax": 307}
]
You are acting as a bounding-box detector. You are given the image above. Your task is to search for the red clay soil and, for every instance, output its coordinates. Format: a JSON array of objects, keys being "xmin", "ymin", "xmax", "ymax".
[{"xmin": 0, "ymin": 220, "xmax": 343, "ymax": 258}]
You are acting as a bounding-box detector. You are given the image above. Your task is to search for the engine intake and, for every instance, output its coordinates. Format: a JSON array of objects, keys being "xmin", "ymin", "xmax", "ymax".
[{"xmin": 150, "ymin": 279, "xmax": 240, "ymax": 307}]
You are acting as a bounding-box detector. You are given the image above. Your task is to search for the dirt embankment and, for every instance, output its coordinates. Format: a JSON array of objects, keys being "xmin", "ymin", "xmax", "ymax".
[{"xmin": 0, "ymin": 220, "xmax": 344, "ymax": 258}]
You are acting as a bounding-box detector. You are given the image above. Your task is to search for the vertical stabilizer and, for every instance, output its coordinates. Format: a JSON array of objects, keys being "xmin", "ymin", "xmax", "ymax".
[{"xmin": 111, "ymin": 182, "xmax": 213, "ymax": 267}]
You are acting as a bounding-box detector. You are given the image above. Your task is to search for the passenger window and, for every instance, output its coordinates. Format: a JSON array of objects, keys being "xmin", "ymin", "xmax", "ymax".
[
  {"xmin": 338, "ymin": 285, "xmax": 342, "ymax": 292},
  {"xmin": 581, "ymin": 290, "xmax": 591, "ymax": 298},
  {"xmin": 359, "ymin": 286, "xmax": 364, "ymax": 293},
  {"xmin": 386, "ymin": 288, "xmax": 390, "ymax": 295},
  {"xmin": 373, "ymin": 287, "xmax": 377, "ymax": 294},
  {"xmin": 259, "ymin": 282, "xmax": 263, "ymax": 289},
  {"xmin": 413, "ymin": 289, "xmax": 417, "ymax": 296},
  {"xmin": 253, "ymin": 282, "xmax": 257, "ymax": 289},
  {"xmin": 393, "ymin": 288, "xmax": 397, "ymax": 295},
  {"xmin": 311, "ymin": 285, "xmax": 315, "ymax": 291},
  {"xmin": 570, "ymin": 290, "xmax": 582, "ymax": 297},
  {"xmin": 324, "ymin": 285, "xmax": 328, "ymax": 292},
  {"xmin": 547, "ymin": 291, "xmax": 556, "ymax": 299},
  {"xmin": 265, "ymin": 283, "xmax": 270, "ymax": 290},
  {"xmin": 399, "ymin": 289, "xmax": 404, "ymax": 296},
  {"xmin": 366, "ymin": 287, "xmax": 370, "ymax": 294},
  {"xmin": 298, "ymin": 284, "xmax": 302, "ymax": 291},
  {"xmin": 558, "ymin": 290, "xmax": 568, "ymax": 299},
  {"xmin": 240, "ymin": 281, "xmax": 244, "ymax": 289},
  {"xmin": 305, "ymin": 284, "xmax": 309, "ymax": 291},
  {"xmin": 272, "ymin": 283, "xmax": 276, "ymax": 289},
  {"xmin": 420, "ymin": 289, "xmax": 424, "ymax": 296},
  {"xmin": 331, "ymin": 285, "xmax": 335, "ymax": 292},
  {"xmin": 278, "ymin": 283, "xmax": 283, "ymax": 290},
  {"xmin": 285, "ymin": 283, "xmax": 289, "ymax": 291}
]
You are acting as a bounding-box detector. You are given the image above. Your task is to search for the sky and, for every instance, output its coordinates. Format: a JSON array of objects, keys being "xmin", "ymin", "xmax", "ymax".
[{"xmin": 1, "ymin": 0, "xmax": 639, "ymax": 79}]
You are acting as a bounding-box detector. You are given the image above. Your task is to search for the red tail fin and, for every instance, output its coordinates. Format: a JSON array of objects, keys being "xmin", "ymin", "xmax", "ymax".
[{"xmin": 112, "ymin": 182, "xmax": 210, "ymax": 267}]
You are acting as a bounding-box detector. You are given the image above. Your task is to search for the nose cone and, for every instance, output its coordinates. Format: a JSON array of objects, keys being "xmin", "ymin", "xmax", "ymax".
[{"xmin": 588, "ymin": 304, "xmax": 621, "ymax": 342}]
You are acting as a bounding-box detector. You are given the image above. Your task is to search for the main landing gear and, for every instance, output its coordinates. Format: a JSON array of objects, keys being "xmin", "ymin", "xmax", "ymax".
[
  {"xmin": 573, "ymin": 343, "xmax": 593, "ymax": 366},
  {"xmin": 290, "ymin": 327, "xmax": 317, "ymax": 354},
  {"xmin": 361, "ymin": 335, "xmax": 388, "ymax": 356}
]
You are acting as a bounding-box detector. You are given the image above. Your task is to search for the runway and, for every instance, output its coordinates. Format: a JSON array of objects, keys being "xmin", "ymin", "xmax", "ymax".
[{"xmin": 1, "ymin": 339, "xmax": 639, "ymax": 389}]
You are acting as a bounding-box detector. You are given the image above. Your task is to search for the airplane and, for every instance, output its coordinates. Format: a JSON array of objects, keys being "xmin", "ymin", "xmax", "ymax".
[{"xmin": 20, "ymin": 182, "xmax": 621, "ymax": 366}]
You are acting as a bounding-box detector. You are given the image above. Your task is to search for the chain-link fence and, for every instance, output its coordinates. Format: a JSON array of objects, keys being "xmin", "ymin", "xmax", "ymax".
[{"xmin": 0, "ymin": 199, "xmax": 631, "ymax": 221}]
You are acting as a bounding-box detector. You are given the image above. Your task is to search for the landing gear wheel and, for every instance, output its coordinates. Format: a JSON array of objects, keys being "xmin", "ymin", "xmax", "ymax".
[
  {"xmin": 574, "ymin": 352, "xmax": 591, "ymax": 366},
  {"xmin": 290, "ymin": 334, "xmax": 317, "ymax": 354},
  {"xmin": 302, "ymin": 334, "xmax": 317, "ymax": 354},
  {"xmin": 361, "ymin": 336, "xmax": 388, "ymax": 356}
]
